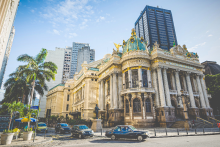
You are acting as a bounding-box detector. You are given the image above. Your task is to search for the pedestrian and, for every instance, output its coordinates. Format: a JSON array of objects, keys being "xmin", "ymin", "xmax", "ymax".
[
  {"xmin": 89, "ymin": 120, "xmax": 92, "ymax": 128},
  {"xmin": 192, "ymin": 120, "xmax": 195, "ymax": 128}
]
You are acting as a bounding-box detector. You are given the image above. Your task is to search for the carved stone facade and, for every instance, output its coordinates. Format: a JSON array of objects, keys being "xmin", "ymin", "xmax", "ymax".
[{"xmin": 46, "ymin": 29, "xmax": 214, "ymax": 128}]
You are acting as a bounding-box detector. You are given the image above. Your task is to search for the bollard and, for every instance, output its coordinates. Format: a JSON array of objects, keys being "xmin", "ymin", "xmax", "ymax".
[
  {"xmin": 177, "ymin": 128, "xmax": 179, "ymax": 135},
  {"xmin": 101, "ymin": 128, "xmax": 102, "ymax": 136},
  {"xmin": 203, "ymin": 127, "xmax": 205, "ymax": 134},
  {"xmin": 195, "ymin": 128, "xmax": 197, "ymax": 134},
  {"xmin": 186, "ymin": 129, "xmax": 188, "ymax": 135},
  {"xmin": 165, "ymin": 128, "xmax": 167, "ymax": 136},
  {"xmin": 154, "ymin": 128, "xmax": 156, "ymax": 136},
  {"xmin": 44, "ymin": 130, "xmax": 46, "ymax": 139}
]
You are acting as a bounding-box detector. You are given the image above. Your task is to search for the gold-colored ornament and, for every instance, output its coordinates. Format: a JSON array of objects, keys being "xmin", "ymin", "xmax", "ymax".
[
  {"xmin": 140, "ymin": 36, "xmax": 144, "ymax": 43},
  {"xmin": 114, "ymin": 43, "xmax": 122, "ymax": 52},
  {"xmin": 131, "ymin": 28, "xmax": 136, "ymax": 36},
  {"xmin": 123, "ymin": 40, "xmax": 126, "ymax": 46},
  {"xmin": 130, "ymin": 36, "xmax": 134, "ymax": 43}
]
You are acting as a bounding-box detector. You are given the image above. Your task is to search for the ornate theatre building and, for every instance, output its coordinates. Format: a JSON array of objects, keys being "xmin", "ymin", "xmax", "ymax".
[{"xmin": 46, "ymin": 29, "xmax": 213, "ymax": 127}]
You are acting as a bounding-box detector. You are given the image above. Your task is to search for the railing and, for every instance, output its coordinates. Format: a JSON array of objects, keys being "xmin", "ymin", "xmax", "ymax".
[
  {"xmin": 169, "ymin": 90, "xmax": 177, "ymax": 95},
  {"xmin": 196, "ymin": 117, "xmax": 213, "ymax": 128},
  {"xmin": 209, "ymin": 117, "xmax": 220, "ymax": 123}
]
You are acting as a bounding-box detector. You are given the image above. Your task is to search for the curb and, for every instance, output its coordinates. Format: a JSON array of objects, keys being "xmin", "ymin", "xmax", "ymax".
[
  {"xmin": 150, "ymin": 133, "xmax": 220, "ymax": 138},
  {"xmin": 6, "ymin": 137, "xmax": 53, "ymax": 147}
]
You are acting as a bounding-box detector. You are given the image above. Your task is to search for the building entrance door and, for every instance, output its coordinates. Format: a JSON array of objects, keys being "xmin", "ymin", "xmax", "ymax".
[{"xmin": 182, "ymin": 96, "xmax": 189, "ymax": 120}]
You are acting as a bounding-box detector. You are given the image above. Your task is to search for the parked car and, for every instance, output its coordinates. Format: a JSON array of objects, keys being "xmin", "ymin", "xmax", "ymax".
[
  {"xmin": 36, "ymin": 122, "xmax": 48, "ymax": 133},
  {"xmin": 105, "ymin": 125, "xmax": 149, "ymax": 141},
  {"xmin": 71, "ymin": 125, "xmax": 94, "ymax": 139},
  {"xmin": 55, "ymin": 123, "xmax": 71, "ymax": 134}
]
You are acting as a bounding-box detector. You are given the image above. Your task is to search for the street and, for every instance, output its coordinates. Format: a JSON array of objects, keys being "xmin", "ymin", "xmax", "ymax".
[{"xmin": 40, "ymin": 134, "xmax": 220, "ymax": 147}]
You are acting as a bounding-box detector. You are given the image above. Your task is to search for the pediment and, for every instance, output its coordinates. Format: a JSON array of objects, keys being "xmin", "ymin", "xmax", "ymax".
[{"xmin": 170, "ymin": 45, "xmax": 187, "ymax": 56}]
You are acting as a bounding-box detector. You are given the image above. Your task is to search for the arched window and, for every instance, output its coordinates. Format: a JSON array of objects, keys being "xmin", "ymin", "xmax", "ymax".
[
  {"xmin": 133, "ymin": 98, "xmax": 141, "ymax": 112},
  {"xmin": 126, "ymin": 99, "xmax": 129, "ymax": 113},
  {"xmin": 145, "ymin": 98, "xmax": 151, "ymax": 112},
  {"xmin": 67, "ymin": 95, "xmax": 69, "ymax": 101}
]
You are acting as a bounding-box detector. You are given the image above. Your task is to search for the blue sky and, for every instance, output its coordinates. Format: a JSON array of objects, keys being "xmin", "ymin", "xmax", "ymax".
[{"xmin": 2, "ymin": 0, "xmax": 220, "ymax": 87}]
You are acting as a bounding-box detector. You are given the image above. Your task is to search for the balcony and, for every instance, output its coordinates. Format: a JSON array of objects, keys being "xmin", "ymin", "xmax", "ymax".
[
  {"xmin": 193, "ymin": 92, "xmax": 199, "ymax": 97},
  {"xmin": 120, "ymin": 87, "xmax": 155, "ymax": 95},
  {"xmin": 169, "ymin": 90, "xmax": 177, "ymax": 95}
]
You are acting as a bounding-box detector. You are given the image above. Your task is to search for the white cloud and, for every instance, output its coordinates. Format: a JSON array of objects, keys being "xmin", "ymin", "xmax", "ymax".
[
  {"xmin": 206, "ymin": 31, "xmax": 209, "ymax": 33},
  {"xmin": 69, "ymin": 33, "xmax": 77, "ymax": 38},
  {"xmin": 208, "ymin": 34, "xmax": 213, "ymax": 37},
  {"xmin": 41, "ymin": 0, "xmax": 94, "ymax": 29},
  {"xmin": 31, "ymin": 9, "xmax": 35, "ymax": 13},
  {"xmin": 188, "ymin": 42, "xmax": 206, "ymax": 51},
  {"xmin": 96, "ymin": 16, "xmax": 105, "ymax": 22},
  {"xmin": 53, "ymin": 29, "xmax": 60, "ymax": 35}
]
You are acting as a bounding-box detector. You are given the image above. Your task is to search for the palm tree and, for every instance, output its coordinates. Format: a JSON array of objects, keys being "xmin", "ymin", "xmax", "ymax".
[
  {"xmin": 3, "ymin": 101, "xmax": 24, "ymax": 129},
  {"xmin": 3, "ymin": 71, "xmax": 48, "ymax": 104},
  {"xmin": 17, "ymin": 48, "xmax": 57, "ymax": 105}
]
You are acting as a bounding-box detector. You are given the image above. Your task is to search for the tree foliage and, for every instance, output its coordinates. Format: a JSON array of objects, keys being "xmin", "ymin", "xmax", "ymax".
[{"xmin": 205, "ymin": 74, "xmax": 220, "ymax": 114}]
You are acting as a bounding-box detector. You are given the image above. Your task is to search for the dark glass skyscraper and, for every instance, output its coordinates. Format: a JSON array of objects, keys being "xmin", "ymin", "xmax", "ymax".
[{"xmin": 135, "ymin": 5, "xmax": 178, "ymax": 51}]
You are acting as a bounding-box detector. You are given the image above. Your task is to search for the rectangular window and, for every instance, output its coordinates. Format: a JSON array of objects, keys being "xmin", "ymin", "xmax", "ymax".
[
  {"xmin": 125, "ymin": 71, "xmax": 129, "ymax": 89},
  {"xmin": 142, "ymin": 69, "xmax": 148, "ymax": 87},
  {"xmin": 132, "ymin": 69, "xmax": 139, "ymax": 88},
  {"xmin": 66, "ymin": 104, "xmax": 69, "ymax": 111}
]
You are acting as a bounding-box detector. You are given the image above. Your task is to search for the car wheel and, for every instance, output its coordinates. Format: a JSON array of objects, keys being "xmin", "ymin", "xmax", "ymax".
[
  {"xmin": 137, "ymin": 136, "xmax": 143, "ymax": 142},
  {"xmin": 111, "ymin": 135, "xmax": 116, "ymax": 140}
]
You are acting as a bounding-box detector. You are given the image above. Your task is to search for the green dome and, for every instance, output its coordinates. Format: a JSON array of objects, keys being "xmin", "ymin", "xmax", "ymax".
[{"xmin": 122, "ymin": 29, "xmax": 148, "ymax": 54}]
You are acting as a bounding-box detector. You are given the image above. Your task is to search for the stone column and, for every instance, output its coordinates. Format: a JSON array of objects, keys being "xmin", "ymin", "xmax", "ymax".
[
  {"xmin": 147, "ymin": 68, "xmax": 152, "ymax": 88},
  {"xmin": 200, "ymin": 75, "xmax": 210, "ymax": 108},
  {"xmin": 110, "ymin": 74, "xmax": 113, "ymax": 109},
  {"xmin": 100, "ymin": 80, "xmax": 104, "ymax": 110},
  {"xmin": 193, "ymin": 77, "xmax": 198, "ymax": 92},
  {"xmin": 186, "ymin": 72, "xmax": 196, "ymax": 108},
  {"xmin": 138, "ymin": 67, "xmax": 143, "ymax": 88},
  {"xmin": 196, "ymin": 74, "xmax": 206, "ymax": 108},
  {"xmin": 128, "ymin": 68, "xmax": 132, "ymax": 88},
  {"xmin": 157, "ymin": 67, "xmax": 166, "ymax": 107},
  {"xmin": 103, "ymin": 80, "xmax": 105, "ymax": 110},
  {"xmin": 99, "ymin": 82, "xmax": 101, "ymax": 109},
  {"xmin": 122, "ymin": 72, "xmax": 125, "ymax": 89},
  {"xmin": 118, "ymin": 73, "xmax": 123, "ymax": 109},
  {"xmin": 113, "ymin": 73, "xmax": 118, "ymax": 109},
  {"xmin": 182, "ymin": 75, "xmax": 187, "ymax": 91},
  {"xmin": 152, "ymin": 69, "xmax": 160, "ymax": 107},
  {"xmin": 171, "ymin": 71, "xmax": 176, "ymax": 90},
  {"xmin": 174, "ymin": 70, "xmax": 183, "ymax": 107},
  {"xmin": 163, "ymin": 67, "xmax": 172, "ymax": 107}
]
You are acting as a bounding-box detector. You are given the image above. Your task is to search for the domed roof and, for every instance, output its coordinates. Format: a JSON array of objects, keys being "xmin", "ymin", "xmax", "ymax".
[{"xmin": 122, "ymin": 29, "xmax": 148, "ymax": 54}]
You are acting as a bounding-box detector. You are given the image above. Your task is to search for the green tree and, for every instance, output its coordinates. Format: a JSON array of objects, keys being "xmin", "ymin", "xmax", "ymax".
[
  {"xmin": 3, "ymin": 101, "xmax": 24, "ymax": 129},
  {"xmin": 17, "ymin": 48, "xmax": 57, "ymax": 105},
  {"xmin": 205, "ymin": 74, "xmax": 220, "ymax": 114},
  {"xmin": 3, "ymin": 71, "xmax": 48, "ymax": 104}
]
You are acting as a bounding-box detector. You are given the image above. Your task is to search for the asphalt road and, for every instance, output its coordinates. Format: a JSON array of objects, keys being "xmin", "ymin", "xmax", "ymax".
[{"xmin": 50, "ymin": 134, "xmax": 220, "ymax": 147}]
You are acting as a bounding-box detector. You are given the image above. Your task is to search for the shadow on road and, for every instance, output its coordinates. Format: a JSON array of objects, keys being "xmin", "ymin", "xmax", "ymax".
[{"xmin": 89, "ymin": 138, "xmax": 146, "ymax": 144}]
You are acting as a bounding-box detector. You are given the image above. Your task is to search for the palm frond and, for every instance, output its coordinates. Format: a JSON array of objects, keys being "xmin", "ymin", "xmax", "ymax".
[{"xmin": 36, "ymin": 48, "xmax": 48, "ymax": 64}]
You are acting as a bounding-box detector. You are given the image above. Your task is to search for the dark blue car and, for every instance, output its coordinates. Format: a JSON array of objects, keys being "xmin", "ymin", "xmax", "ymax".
[
  {"xmin": 55, "ymin": 123, "xmax": 71, "ymax": 134},
  {"xmin": 105, "ymin": 125, "xmax": 149, "ymax": 141}
]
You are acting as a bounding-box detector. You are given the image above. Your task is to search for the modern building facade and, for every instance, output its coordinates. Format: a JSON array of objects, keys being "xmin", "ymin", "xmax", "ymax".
[
  {"xmin": 0, "ymin": 0, "xmax": 19, "ymax": 87},
  {"xmin": 0, "ymin": 27, "xmax": 15, "ymax": 87},
  {"xmin": 70, "ymin": 42, "xmax": 90, "ymax": 78},
  {"xmin": 45, "ymin": 29, "xmax": 213, "ymax": 128},
  {"xmin": 39, "ymin": 47, "xmax": 65, "ymax": 118},
  {"xmin": 62, "ymin": 47, "xmax": 72, "ymax": 83},
  {"xmin": 135, "ymin": 5, "xmax": 178, "ymax": 51},
  {"xmin": 76, "ymin": 46, "xmax": 95, "ymax": 72}
]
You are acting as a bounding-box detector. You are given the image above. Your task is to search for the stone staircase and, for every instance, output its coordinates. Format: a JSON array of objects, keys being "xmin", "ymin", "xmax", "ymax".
[{"xmin": 171, "ymin": 121, "xmax": 188, "ymax": 128}]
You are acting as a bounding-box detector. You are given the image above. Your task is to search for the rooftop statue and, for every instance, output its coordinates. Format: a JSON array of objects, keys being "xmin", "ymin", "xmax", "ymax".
[{"xmin": 114, "ymin": 43, "xmax": 122, "ymax": 52}]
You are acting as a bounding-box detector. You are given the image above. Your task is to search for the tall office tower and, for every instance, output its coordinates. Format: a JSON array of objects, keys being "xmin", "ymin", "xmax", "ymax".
[
  {"xmin": 76, "ymin": 46, "xmax": 95, "ymax": 72},
  {"xmin": 70, "ymin": 42, "xmax": 89, "ymax": 78},
  {"xmin": 39, "ymin": 47, "xmax": 65, "ymax": 118},
  {"xmin": 135, "ymin": 5, "xmax": 178, "ymax": 51},
  {"xmin": 0, "ymin": 0, "xmax": 19, "ymax": 87},
  {"xmin": 62, "ymin": 47, "xmax": 72, "ymax": 83},
  {"xmin": 0, "ymin": 27, "xmax": 15, "ymax": 86}
]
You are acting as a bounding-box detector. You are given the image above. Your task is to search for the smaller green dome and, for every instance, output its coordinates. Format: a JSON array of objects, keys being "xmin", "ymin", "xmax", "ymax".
[{"xmin": 122, "ymin": 29, "xmax": 148, "ymax": 54}]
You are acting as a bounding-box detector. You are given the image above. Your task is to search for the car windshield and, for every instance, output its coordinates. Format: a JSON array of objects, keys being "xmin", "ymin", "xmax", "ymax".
[
  {"xmin": 129, "ymin": 126, "xmax": 137, "ymax": 131},
  {"xmin": 61, "ymin": 124, "xmax": 68, "ymax": 127},
  {"xmin": 79, "ymin": 125, "xmax": 88, "ymax": 130},
  {"xmin": 38, "ymin": 124, "xmax": 46, "ymax": 127}
]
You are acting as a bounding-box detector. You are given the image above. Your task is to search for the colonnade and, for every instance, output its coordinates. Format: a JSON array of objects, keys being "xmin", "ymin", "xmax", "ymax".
[
  {"xmin": 99, "ymin": 73, "xmax": 123, "ymax": 110},
  {"xmin": 152, "ymin": 66, "xmax": 210, "ymax": 109}
]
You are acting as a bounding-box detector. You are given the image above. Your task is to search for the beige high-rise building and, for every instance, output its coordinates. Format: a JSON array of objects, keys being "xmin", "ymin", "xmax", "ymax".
[{"xmin": 0, "ymin": 0, "xmax": 20, "ymax": 87}]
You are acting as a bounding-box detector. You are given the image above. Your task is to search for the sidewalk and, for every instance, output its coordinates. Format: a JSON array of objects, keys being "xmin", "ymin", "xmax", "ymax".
[
  {"xmin": 93, "ymin": 127, "xmax": 220, "ymax": 138},
  {"xmin": 0, "ymin": 135, "xmax": 52, "ymax": 147}
]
